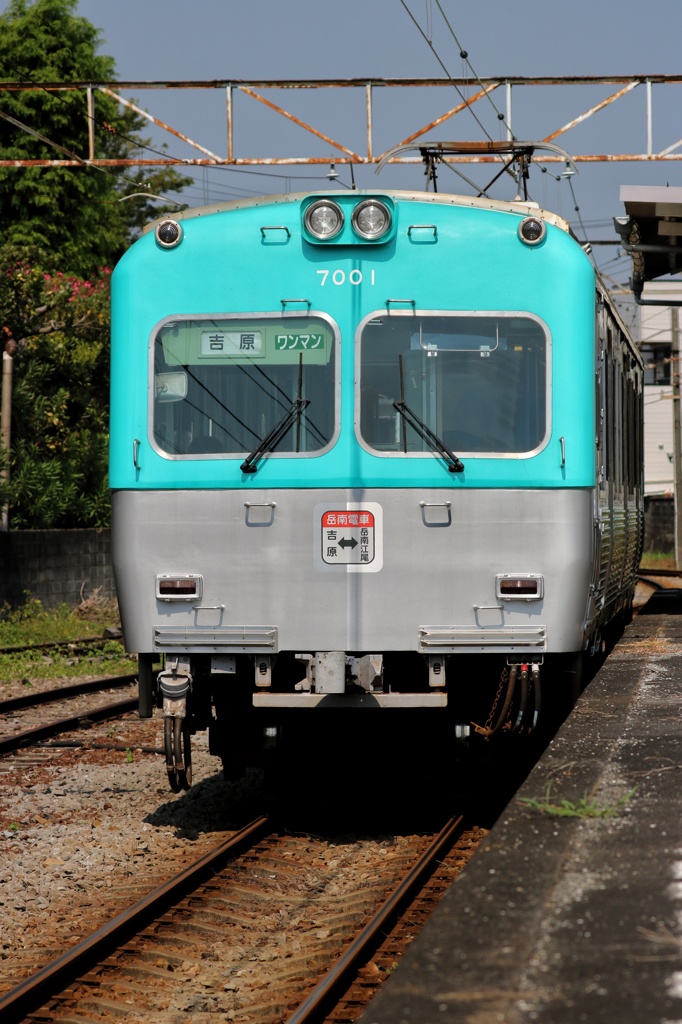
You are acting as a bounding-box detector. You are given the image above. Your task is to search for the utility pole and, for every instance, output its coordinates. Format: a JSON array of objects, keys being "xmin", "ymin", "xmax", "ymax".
[
  {"xmin": 0, "ymin": 331, "xmax": 16, "ymax": 532},
  {"xmin": 673, "ymin": 307, "xmax": 682, "ymax": 568}
]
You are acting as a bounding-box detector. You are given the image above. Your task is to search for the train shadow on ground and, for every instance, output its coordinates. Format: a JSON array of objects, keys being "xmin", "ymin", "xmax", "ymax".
[
  {"xmin": 260, "ymin": 721, "xmax": 557, "ymax": 836},
  {"xmin": 141, "ymin": 743, "xmax": 531, "ymax": 841},
  {"xmin": 143, "ymin": 768, "xmax": 270, "ymax": 840},
  {"xmin": 143, "ymin": 680, "xmax": 595, "ymax": 840}
]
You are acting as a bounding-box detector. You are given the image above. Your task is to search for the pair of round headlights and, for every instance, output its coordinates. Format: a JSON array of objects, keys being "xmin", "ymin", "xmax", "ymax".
[{"xmin": 304, "ymin": 199, "xmax": 392, "ymax": 241}]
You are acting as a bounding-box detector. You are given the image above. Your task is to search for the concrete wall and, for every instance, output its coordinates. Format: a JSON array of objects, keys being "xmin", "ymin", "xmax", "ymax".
[
  {"xmin": 643, "ymin": 496, "xmax": 674, "ymax": 555},
  {"xmin": 0, "ymin": 529, "xmax": 116, "ymax": 609}
]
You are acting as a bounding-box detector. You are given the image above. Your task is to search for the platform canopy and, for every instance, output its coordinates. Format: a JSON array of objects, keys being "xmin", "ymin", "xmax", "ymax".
[{"xmin": 616, "ymin": 185, "xmax": 682, "ymax": 303}]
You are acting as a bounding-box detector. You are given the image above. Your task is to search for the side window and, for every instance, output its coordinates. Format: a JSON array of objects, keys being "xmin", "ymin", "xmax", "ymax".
[
  {"xmin": 640, "ymin": 343, "xmax": 671, "ymax": 386},
  {"xmin": 597, "ymin": 343, "xmax": 606, "ymax": 491},
  {"xmin": 602, "ymin": 314, "xmax": 641, "ymax": 495},
  {"xmin": 604, "ymin": 328, "xmax": 614, "ymax": 485}
]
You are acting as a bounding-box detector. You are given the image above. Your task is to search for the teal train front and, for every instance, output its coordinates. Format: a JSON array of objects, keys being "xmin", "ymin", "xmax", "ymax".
[{"xmin": 109, "ymin": 189, "xmax": 643, "ymax": 791}]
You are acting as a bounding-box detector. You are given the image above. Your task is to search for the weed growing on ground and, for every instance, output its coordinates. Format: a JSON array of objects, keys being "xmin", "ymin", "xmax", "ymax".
[
  {"xmin": 74, "ymin": 585, "xmax": 120, "ymax": 623},
  {"xmin": 0, "ymin": 589, "xmax": 119, "ymax": 644},
  {"xmin": 518, "ymin": 782, "xmax": 637, "ymax": 819},
  {"xmin": 0, "ymin": 591, "xmax": 131, "ymax": 683}
]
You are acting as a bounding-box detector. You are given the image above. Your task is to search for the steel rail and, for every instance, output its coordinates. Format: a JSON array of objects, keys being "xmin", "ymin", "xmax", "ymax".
[
  {"xmin": 638, "ymin": 577, "xmax": 666, "ymax": 591},
  {"xmin": 285, "ymin": 813, "xmax": 466, "ymax": 1024},
  {"xmin": 0, "ymin": 696, "xmax": 139, "ymax": 755},
  {"xmin": 40, "ymin": 738, "xmax": 163, "ymax": 754},
  {"xmin": 0, "ymin": 673, "xmax": 136, "ymax": 715},
  {"xmin": 638, "ymin": 567, "xmax": 682, "ymax": 577},
  {"xmin": 0, "ymin": 815, "xmax": 272, "ymax": 1024}
]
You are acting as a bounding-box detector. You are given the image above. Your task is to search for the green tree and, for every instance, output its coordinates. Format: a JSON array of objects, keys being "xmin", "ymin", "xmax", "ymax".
[
  {"xmin": 0, "ymin": 0, "xmax": 189, "ymax": 276},
  {"xmin": 0, "ymin": 244, "xmax": 111, "ymax": 528},
  {"xmin": 0, "ymin": 0, "xmax": 192, "ymax": 529}
]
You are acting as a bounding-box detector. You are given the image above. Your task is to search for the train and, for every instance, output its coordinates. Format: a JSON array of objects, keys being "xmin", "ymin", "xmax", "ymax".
[{"xmin": 109, "ymin": 165, "xmax": 644, "ymax": 791}]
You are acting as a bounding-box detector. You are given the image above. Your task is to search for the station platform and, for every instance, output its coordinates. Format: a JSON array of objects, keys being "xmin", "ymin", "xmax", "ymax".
[{"xmin": 361, "ymin": 589, "xmax": 682, "ymax": 1024}]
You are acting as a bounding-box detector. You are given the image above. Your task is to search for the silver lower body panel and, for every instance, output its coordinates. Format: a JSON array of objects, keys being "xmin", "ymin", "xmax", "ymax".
[{"xmin": 112, "ymin": 486, "xmax": 597, "ymax": 657}]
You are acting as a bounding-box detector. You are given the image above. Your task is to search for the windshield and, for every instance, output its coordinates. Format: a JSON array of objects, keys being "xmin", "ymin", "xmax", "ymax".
[
  {"xmin": 152, "ymin": 315, "xmax": 336, "ymax": 457},
  {"xmin": 358, "ymin": 313, "xmax": 548, "ymax": 455}
]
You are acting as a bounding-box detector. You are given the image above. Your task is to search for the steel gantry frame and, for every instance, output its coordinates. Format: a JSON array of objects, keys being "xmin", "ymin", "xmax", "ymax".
[{"xmin": 1, "ymin": 75, "xmax": 682, "ymax": 170}]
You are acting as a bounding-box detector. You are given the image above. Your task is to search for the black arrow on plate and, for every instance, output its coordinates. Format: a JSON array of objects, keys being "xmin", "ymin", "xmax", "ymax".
[{"xmin": 338, "ymin": 537, "xmax": 358, "ymax": 549}]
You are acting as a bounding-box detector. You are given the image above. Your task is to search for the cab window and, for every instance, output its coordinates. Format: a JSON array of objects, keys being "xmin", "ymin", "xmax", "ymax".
[
  {"xmin": 358, "ymin": 312, "xmax": 548, "ymax": 455},
  {"xmin": 152, "ymin": 315, "xmax": 336, "ymax": 457}
]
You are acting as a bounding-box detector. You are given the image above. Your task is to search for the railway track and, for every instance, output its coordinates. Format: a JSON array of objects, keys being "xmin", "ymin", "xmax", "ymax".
[
  {"xmin": 0, "ymin": 673, "xmax": 139, "ymax": 757},
  {"xmin": 0, "ymin": 813, "xmax": 486, "ymax": 1024},
  {"xmin": 0, "ymin": 673, "xmax": 137, "ymax": 716}
]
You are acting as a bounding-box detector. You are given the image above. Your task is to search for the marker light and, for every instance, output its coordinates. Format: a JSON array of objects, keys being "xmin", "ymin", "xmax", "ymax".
[
  {"xmin": 352, "ymin": 199, "xmax": 392, "ymax": 240},
  {"xmin": 496, "ymin": 574, "xmax": 544, "ymax": 601},
  {"xmin": 304, "ymin": 200, "xmax": 344, "ymax": 240},
  {"xmin": 155, "ymin": 220, "xmax": 183, "ymax": 248},
  {"xmin": 518, "ymin": 217, "xmax": 546, "ymax": 246},
  {"xmin": 156, "ymin": 574, "xmax": 203, "ymax": 601}
]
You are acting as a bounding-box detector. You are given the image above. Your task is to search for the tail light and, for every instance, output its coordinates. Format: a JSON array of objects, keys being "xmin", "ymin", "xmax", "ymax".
[
  {"xmin": 156, "ymin": 574, "xmax": 203, "ymax": 602},
  {"xmin": 496, "ymin": 574, "xmax": 544, "ymax": 601}
]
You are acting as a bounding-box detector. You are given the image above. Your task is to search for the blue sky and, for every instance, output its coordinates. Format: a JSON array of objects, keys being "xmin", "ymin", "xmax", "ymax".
[
  {"xmin": 3, "ymin": 0, "xmax": 682, "ymax": 290},
  {"xmin": 76, "ymin": 0, "xmax": 680, "ymax": 81}
]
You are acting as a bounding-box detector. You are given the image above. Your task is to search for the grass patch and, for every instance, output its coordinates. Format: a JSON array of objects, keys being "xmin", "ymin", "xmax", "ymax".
[
  {"xmin": 0, "ymin": 592, "xmax": 133, "ymax": 683},
  {"xmin": 0, "ymin": 589, "xmax": 119, "ymax": 646},
  {"xmin": 0, "ymin": 643, "xmax": 136, "ymax": 685},
  {"xmin": 518, "ymin": 783, "xmax": 637, "ymax": 819},
  {"xmin": 640, "ymin": 551, "xmax": 676, "ymax": 570}
]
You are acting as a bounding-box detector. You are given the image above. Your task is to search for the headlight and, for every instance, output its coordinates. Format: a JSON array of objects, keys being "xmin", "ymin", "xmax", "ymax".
[
  {"xmin": 518, "ymin": 217, "xmax": 546, "ymax": 246},
  {"xmin": 352, "ymin": 199, "xmax": 392, "ymax": 240},
  {"xmin": 304, "ymin": 200, "xmax": 344, "ymax": 240},
  {"xmin": 155, "ymin": 219, "xmax": 183, "ymax": 248}
]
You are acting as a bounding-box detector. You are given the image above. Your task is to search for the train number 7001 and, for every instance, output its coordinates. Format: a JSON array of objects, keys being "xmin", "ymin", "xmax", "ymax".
[{"xmin": 316, "ymin": 269, "xmax": 376, "ymax": 286}]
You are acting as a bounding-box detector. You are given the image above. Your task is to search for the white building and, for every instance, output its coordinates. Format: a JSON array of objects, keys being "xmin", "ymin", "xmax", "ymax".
[{"xmin": 638, "ymin": 280, "xmax": 681, "ymax": 497}]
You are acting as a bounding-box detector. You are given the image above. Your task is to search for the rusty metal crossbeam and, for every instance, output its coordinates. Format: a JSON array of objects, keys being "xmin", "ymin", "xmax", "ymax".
[{"xmin": 0, "ymin": 75, "xmax": 681, "ymax": 169}]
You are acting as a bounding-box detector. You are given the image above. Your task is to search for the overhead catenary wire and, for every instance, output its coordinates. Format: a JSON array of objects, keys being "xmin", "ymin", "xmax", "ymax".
[
  {"xmin": 0, "ymin": 36, "xmax": 636, "ymax": 292},
  {"xmin": 431, "ymin": 0, "xmax": 514, "ymax": 137},
  {"xmin": 0, "ymin": 107, "xmax": 128, "ymax": 186},
  {"xmin": 398, "ymin": 0, "xmax": 495, "ymax": 143},
  {"xmin": 0, "ymin": 56, "xmax": 186, "ymax": 179},
  {"xmin": 0, "ymin": 55, "xmax": 344, "ymax": 206},
  {"xmin": 0, "ymin": 108, "xmax": 184, "ymax": 209},
  {"xmin": 0, "ymin": 58, "xmax": 312, "ymax": 204},
  {"xmin": 566, "ymin": 174, "xmax": 590, "ymax": 248},
  {"xmin": 0, "ymin": 102, "xmax": 167, "ymax": 199},
  {"xmin": 178, "ymin": 165, "xmax": 346, "ymax": 202},
  {"xmin": 398, "ymin": 0, "xmax": 601, "ymax": 249}
]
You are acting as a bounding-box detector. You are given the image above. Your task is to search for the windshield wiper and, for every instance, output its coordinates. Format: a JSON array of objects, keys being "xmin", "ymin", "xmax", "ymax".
[
  {"xmin": 393, "ymin": 400, "xmax": 464, "ymax": 473},
  {"xmin": 240, "ymin": 397, "xmax": 310, "ymax": 474}
]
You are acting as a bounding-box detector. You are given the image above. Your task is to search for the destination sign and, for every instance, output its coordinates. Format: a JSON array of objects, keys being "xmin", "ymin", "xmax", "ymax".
[{"xmin": 200, "ymin": 331, "xmax": 264, "ymax": 357}]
